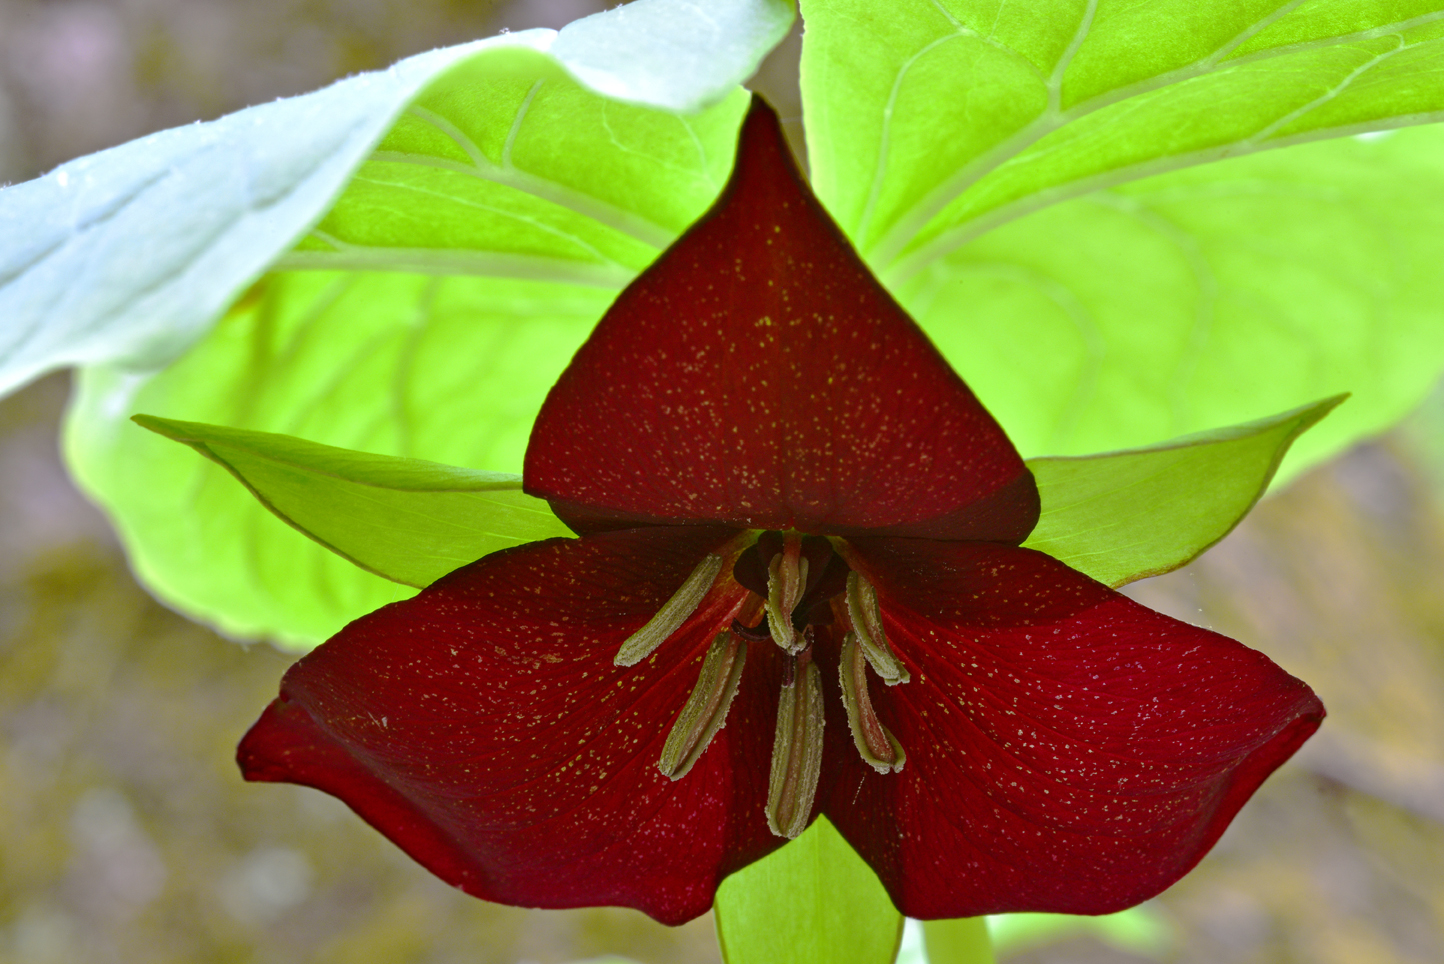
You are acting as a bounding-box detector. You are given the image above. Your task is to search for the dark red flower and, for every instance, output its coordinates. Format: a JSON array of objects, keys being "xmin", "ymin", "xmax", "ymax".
[{"xmin": 238, "ymin": 98, "xmax": 1324, "ymax": 926}]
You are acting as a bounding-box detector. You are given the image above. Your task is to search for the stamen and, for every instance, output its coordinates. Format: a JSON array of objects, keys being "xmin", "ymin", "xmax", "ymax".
[
  {"xmin": 614, "ymin": 553, "xmax": 725, "ymax": 667},
  {"xmin": 657, "ymin": 632, "xmax": 748, "ymax": 779},
  {"xmin": 765, "ymin": 646, "xmax": 825, "ymax": 839},
  {"xmin": 765, "ymin": 533, "xmax": 808, "ymax": 654},
  {"xmin": 845, "ymin": 571, "xmax": 910, "ymax": 684},
  {"xmin": 839, "ymin": 631, "xmax": 906, "ymax": 774}
]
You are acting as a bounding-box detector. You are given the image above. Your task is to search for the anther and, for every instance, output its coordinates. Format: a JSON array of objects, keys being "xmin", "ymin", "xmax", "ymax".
[
  {"xmin": 765, "ymin": 644, "xmax": 825, "ymax": 839},
  {"xmin": 657, "ymin": 632, "xmax": 748, "ymax": 779},
  {"xmin": 845, "ymin": 571, "xmax": 909, "ymax": 684},
  {"xmin": 839, "ymin": 631, "xmax": 906, "ymax": 774},
  {"xmin": 615, "ymin": 553, "xmax": 725, "ymax": 667}
]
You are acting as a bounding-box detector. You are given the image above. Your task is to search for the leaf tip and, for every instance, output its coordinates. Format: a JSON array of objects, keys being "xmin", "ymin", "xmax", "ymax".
[
  {"xmin": 131, "ymin": 413, "xmax": 186, "ymax": 441},
  {"xmin": 1301, "ymin": 392, "xmax": 1350, "ymax": 427},
  {"xmin": 130, "ymin": 413, "xmax": 219, "ymax": 464}
]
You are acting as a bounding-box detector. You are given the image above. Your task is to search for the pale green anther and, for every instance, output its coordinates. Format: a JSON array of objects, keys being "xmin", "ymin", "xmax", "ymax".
[
  {"xmin": 657, "ymin": 632, "xmax": 748, "ymax": 780},
  {"xmin": 614, "ymin": 553, "xmax": 724, "ymax": 667},
  {"xmin": 765, "ymin": 656, "xmax": 825, "ymax": 839},
  {"xmin": 839, "ymin": 632, "xmax": 906, "ymax": 774},
  {"xmin": 765, "ymin": 534, "xmax": 807, "ymax": 654},
  {"xmin": 846, "ymin": 571, "xmax": 910, "ymax": 685}
]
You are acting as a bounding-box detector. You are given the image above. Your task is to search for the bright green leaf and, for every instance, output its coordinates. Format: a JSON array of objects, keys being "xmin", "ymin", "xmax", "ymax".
[
  {"xmin": 132, "ymin": 415, "xmax": 574, "ymax": 590},
  {"xmin": 901, "ymin": 124, "xmax": 1444, "ymax": 484},
  {"xmin": 921, "ymin": 918, "xmax": 995, "ymax": 964},
  {"xmin": 715, "ymin": 818, "xmax": 903, "ymax": 964},
  {"xmin": 277, "ymin": 67, "xmax": 749, "ymax": 285},
  {"xmin": 800, "ymin": 0, "xmax": 1444, "ymax": 276},
  {"xmin": 1022, "ymin": 396, "xmax": 1343, "ymax": 587},
  {"xmin": 0, "ymin": 0, "xmax": 782, "ymax": 398}
]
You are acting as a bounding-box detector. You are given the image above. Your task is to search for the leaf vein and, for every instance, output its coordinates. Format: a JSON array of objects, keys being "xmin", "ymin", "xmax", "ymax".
[
  {"xmin": 395, "ymin": 105, "xmax": 673, "ymax": 248},
  {"xmin": 1243, "ymin": 41, "xmax": 1410, "ymax": 145},
  {"xmin": 870, "ymin": 8, "xmax": 1444, "ymax": 272},
  {"xmin": 1048, "ymin": 0, "xmax": 1098, "ymax": 112},
  {"xmin": 883, "ymin": 109, "xmax": 1444, "ymax": 283}
]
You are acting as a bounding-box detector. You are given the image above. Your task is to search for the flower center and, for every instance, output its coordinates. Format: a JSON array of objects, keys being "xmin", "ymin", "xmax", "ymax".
[{"xmin": 613, "ymin": 530, "xmax": 910, "ymax": 840}]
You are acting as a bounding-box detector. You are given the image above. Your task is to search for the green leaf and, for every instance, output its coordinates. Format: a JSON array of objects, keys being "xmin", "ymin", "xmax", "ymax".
[
  {"xmin": 277, "ymin": 66, "xmax": 749, "ymax": 286},
  {"xmin": 904, "ymin": 125, "xmax": 1444, "ymax": 484},
  {"xmin": 0, "ymin": 0, "xmax": 787, "ymax": 398},
  {"xmin": 921, "ymin": 918, "xmax": 995, "ymax": 964},
  {"xmin": 799, "ymin": 0, "xmax": 1444, "ymax": 276},
  {"xmin": 132, "ymin": 415, "xmax": 574, "ymax": 590},
  {"xmin": 1022, "ymin": 396, "xmax": 1343, "ymax": 587},
  {"xmin": 715, "ymin": 818, "xmax": 903, "ymax": 964},
  {"xmin": 61, "ymin": 22, "xmax": 759, "ymax": 647}
]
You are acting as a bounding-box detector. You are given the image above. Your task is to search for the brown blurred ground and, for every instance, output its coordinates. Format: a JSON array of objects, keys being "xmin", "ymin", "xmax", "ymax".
[{"xmin": 2, "ymin": 2, "xmax": 1443, "ymax": 962}]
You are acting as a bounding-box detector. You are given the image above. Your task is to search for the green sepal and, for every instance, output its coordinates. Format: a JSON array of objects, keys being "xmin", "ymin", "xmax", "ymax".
[
  {"xmin": 132, "ymin": 415, "xmax": 573, "ymax": 589},
  {"xmin": 921, "ymin": 918, "xmax": 996, "ymax": 964},
  {"xmin": 715, "ymin": 816, "xmax": 902, "ymax": 964},
  {"xmin": 1022, "ymin": 395, "xmax": 1345, "ymax": 587}
]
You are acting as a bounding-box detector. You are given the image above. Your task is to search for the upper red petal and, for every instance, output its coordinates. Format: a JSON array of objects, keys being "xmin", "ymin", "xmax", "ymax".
[
  {"xmin": 237, "ymin": 526, "xmax": 786, "ymax": 925},
  {"xmin": 819, "ymin": 539, "xmax": 1324, "ymax": 918},
  {"xmin": 524, "ymin": 98, "xmax": 1037, "ymax": 541}
]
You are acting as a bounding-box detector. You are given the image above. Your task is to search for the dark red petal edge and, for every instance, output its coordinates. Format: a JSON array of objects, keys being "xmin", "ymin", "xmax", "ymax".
[
  {"xmin": 817, "ymin": 538, "xmax": 1324, "ymax": 918},
  {"xmin": 238, "ymin": 526, "xmax": 786, "ymax": 925},
  {"xmin": 525, "ymin": 97, "xmax": 1037, "ymax": 542}
]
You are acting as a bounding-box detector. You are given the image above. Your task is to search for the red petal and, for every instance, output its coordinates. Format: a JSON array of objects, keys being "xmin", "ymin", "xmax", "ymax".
[
  {"xmin": 237, "ymin": 527, "xmax": 787, "ymax": 925},
  {"xmin": 525, "ymin": 98, "xmax": 1037, "ymax": 541},
  {"xmin": 819, "ymin": 539, "xmax": 1324, "ymax": 918}
]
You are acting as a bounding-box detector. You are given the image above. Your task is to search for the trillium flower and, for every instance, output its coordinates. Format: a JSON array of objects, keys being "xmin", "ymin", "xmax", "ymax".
[{"xmin": 238, "ymin": 98, "xmax": 1324, "ymax": 926}]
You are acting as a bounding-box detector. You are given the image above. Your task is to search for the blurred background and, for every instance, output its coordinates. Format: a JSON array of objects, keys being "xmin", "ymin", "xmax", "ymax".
[{"xmin": 1, "ymin": 1, "xmax": 1442, "ymax": 962}]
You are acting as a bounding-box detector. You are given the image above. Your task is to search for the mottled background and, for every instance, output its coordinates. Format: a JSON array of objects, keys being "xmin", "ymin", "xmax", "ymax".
[{"xmin": 1, "ymin": 2, "xmax": 1442, "ymax": 962}]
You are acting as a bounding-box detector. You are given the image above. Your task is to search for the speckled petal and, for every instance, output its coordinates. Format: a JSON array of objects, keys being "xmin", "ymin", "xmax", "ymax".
[
  {"xmin": 238, "ymin": 526, "xmax": 784, "ymax": 926},
  {"xmin": 524, "ymin": 98, "xmax": 1037, "ymax": 542},
  {"xmin": 818, "ymin": 538, "xmax": 1324, "ymax": 919}
]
